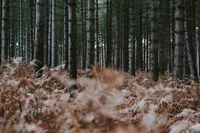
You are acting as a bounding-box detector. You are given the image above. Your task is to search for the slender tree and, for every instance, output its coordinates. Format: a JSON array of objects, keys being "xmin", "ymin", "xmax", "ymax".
[
  {"xmin": 34, "ymin": 0, "xmax": 45, "ymax": 77},
  {"xmin": 115, "ymin": 0, "xmax": 121, "ymax": 69},
  {"xmin": 86, "ymin": 0, "xmax": 95, "ymax": 68},
  {"xmin": 1, "ymin": 0, "xmax": 9, "ymax": 64},
  {"xmin": 64, "ymin": 0, "xmax": 68, "ymax": 70},
  {"xmin": 0, "ymin": 0, "xmax": 2, "ymax": 62},
  {"xmin": 130, "ymin": 0, "xmax": 136, "ymax": 75},
  {"xmin": 96, "ymin": 0, "xmax": 99, "ymax": 63},
  {"xmin": 68, "ymin": 0, "xmax": 77, "ymax": 92},
  {"xmin": 123, "ymin": 0, "xmax": 129, "ymax": 72},
  {"xmin": 29, "ymin": 0, "xmax": 34, "ymax": 60},
  {"xmin": 173, "ymin": 0, "xmax": 185, "ymax": 81},
  {"xmin": 51, "ymin": 0, "xmax": 56, "ymax": 67},
  {"xmin": 106, "ymin": 0, "xmax": 112, "ymax": 67},
  {"xmin": 151, "ymin": 0, "xmax": 159, "ymax": 81},
  {"xmin": 19, "ymin": 0, "xmax": 23, "ymax": 57},
  {"xmin": 185, "ymin": 0, "xmax": 199, "ymax": 82}
]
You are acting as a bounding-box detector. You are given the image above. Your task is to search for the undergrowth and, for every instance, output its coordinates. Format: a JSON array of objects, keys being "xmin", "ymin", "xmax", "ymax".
[{"xmin": 0, "ymin": 59, "xmax": 200, "ymax": 133}]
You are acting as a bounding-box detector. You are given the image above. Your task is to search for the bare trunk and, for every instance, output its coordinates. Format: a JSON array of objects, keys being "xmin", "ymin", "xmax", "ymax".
[
  {"xmin": 34, "ymin": 0, "xmax": 45, "ymax": 77},
  {"xmin": 151, "ymin": 0, "xmax": 159, "ymax": 81},
  {"xmin": 1, "ymin": 0, "xmax": 9, "ymax": 63},
  {"xmin": 86, "ymin": 0, "xmax": 95, "ymax": 68},
  {"xmin": 173, "ymin": 0, "xmax": 185, "ymax": 81}
]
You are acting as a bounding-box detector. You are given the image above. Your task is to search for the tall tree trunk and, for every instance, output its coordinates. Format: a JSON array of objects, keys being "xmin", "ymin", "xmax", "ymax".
[
  {"xmin": 19, "ymin": 0, "xmax": 23, "ymax": 57},
  {"xmin": 45, "ymin": 0, "xmax": 49, "ymax": 65},
  {"xmin": 1, "ymin": 0, "xmax": 9, "ymax": 64},
  {"xmin": 34, "ymin": 0, "xmax": 45, "ymax": 77},
  {"xmin": 10, "ymin": 2, "xmax": 14, "ymax": 58},
  {"xmin": 151, "ymin": 0, "xmax": 159, "ymax": 81},
  {"xmin": 185, "ymin": 0, "xmax": 199, "ymax": 83},
  {"xmin": 116, "ymin": 0, "xmax": 121, "ymax": 69},
  {"xmin": 171, "ymin": 0, "xmax": 176, "ymax": 73},
  {"xmin": 146, "ymin": 2, "xmax": 149, "ymax": 72},
  {"xmin": 96, "ymin": 0, "xmax": 99, "ymax": 63},
  {"xmin": 123, "ymin": 0, "xmax": 129, "ymax": 72},
  {"xmin": 0, "ymin": 0, "xmax": 1, "ymax": 63},
  {"xmin": 48, "ymin": 0, "xmax": 52, "ymax": 67},
  {"xmin": 106, "ymin": 0, "xmax": 112, "ymax": 67},
  {"xmin": 68, "ymin": 0, "xmax": 77, "ymax": 92},
  {"xmin": 29, "ymin": 0, "xmax": 34, "ymax": 60},
  {"xmin": 130, "ymin": 0, "xmax": 135, "ymax": 75},
  {"xmin": 51, "ymin": 0, "xmax": 56, "ymax": 67},
  {"xmin": 64, "ymin": 0, "xmax": 68, "ymax": 70},
  {"xmin": 86, "ymin": 0, "xmax": 95, "ymax": 68},
  {"xmin": 173, "ymin": 0, "xmax": 185, "ymax": 81},
  {"xmin": 159, "ymin": 0, "xmax": 167, "ymax": 75}
]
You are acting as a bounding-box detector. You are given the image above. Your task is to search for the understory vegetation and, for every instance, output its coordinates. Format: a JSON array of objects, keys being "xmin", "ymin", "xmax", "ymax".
[{"xmin": 0, "ymin": 58, "xmax": 200, "ymax": 133}]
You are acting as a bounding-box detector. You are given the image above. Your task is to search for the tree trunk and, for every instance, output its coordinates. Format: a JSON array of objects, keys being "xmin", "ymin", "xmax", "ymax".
[
  {"xmin": 106, "ymin": 0, "xmax": 112, "ymax": 67},
  {"xmin": 68, "ymin": 0, "xmax": 77, "ymax": 92},
  {"xmin": 1, "ymin": 0, "xmax": 9, "ymax": 64},
  {"xmin": 123, "ymin": 0, "xmax": 129, "ymax": 72},
  {"xmin": 64, "ymin": 0, "xmax": 68, "ymax": 70},
  {"xmin": 96, "ymin": 0, "xmax": 99, "ymax": 63},
  {"xmin": 116, "ymin": 0, "xmax": 121, "ymax": 69},
  {"xmin": 19, "ymin": 0, "xmax": 23, "ymax": 57},
  {"xmin": 173, "ymin": 0, "xmax": 185, "ymax": 81},
  {"xmin": 151, "ymin": 0, "xmax": 159, "ymax": 81},
  {"xmin": 86, "ymin": 0, "xmax": 95, "ymax": 68},
  {"xmin": 45, "ymin": 0, "xmax": 49, "ymax": 65},
  {"xmin": 185, "ymin": 0, "xmax": 199, "ymax": 83},
  {"xmin": 51, "ymin": 0, "xmax": 56, "ymax": 67},
  {"xmin": 159, "ymin": 0, "xmax": 167, "ymax": 75},
  {"xmin": 130, "ymin": 0, "xmax": 135, "ymax": 75},
  {"xmin": 48, "ymin": 0, "xmax": 52, "ymax": 67},
  {"xmin": 34, "ymin": 0, "xmax": 45, "ymax": 77},
  {"xmin": 29, "ymin": 0, "xmax": 34, "ymax": 60}
]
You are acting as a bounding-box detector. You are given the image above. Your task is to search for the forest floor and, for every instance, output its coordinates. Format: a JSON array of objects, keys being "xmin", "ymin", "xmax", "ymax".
[{"xmin": 0, "ymin": 58, "xmax": 200, "ymax": 133}]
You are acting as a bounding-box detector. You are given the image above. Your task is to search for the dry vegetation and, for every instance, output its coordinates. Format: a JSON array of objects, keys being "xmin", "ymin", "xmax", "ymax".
[{"xmin": 0, "ymin": 58, "xmax": 200, "ymax": 133}]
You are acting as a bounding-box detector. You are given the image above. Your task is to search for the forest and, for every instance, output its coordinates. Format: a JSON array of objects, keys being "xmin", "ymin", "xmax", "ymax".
[{"xmin": 0, "ymin": 0, "xmax": 200, "ymax": 132}]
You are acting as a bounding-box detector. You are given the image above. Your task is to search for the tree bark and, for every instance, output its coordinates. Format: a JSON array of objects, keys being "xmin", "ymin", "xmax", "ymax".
[
  {"xmin": 86, "ymin": 0, "xmax": 95, "ymax": 68},
  {"xmin": 34, "ymin": 0, "xmax": 45, "ymax": 77},
  {"xmin": 68, "ymin": 0, "xmax": 77, "ymax": 92},
  {"xmin": 51, "ymin": 0, "xmax": 56, "ymax": 67},
  {"xmin": 130, "ymin": 0, "xmax": 135, "ymax": 75},
  {"xmin": 173, "ymin": 0, "xmax": 185, "ymax": 81},
  {"xmin": 151, "ymin": 0, "xmax": 159, "ymax": 81},
  {"xmin": 1, "ymin": 0, "xmax": 9, "ymax": 64}
]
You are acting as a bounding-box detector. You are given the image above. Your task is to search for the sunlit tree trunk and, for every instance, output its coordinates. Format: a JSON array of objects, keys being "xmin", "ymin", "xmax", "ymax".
[
  {"xmin": 34, "ymin": 0, "xmax": 45, "ymax": 77},
  {"xmin": 173, "ymin": 0, "xmax": 185, "ymax": 81},
  {"xmin": 1, "ymin": 0, "xmax": 9, "ymax": 64},
  {"xmin": 151, "ymin": 0, "xmax": 159, "ymax": 81},
  {"xmin": 86, "ymin": 0, "xmax": 95, "ymax": 68}
]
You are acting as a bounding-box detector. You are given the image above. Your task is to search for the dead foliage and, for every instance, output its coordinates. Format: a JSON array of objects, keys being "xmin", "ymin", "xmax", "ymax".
[{"xmin": 0, "ymin": 60, "xmax": 200, "ymax": 133}]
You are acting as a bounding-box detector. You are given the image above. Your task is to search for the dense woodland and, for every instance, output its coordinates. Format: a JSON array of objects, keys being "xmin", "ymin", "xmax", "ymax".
[
  {"xmin": 1, "ymin": 0, "xmax": 200, "ymax": 83},
  {"xmin": 1, "ymin": 0, "xmax": 200, "ymax": 132}
]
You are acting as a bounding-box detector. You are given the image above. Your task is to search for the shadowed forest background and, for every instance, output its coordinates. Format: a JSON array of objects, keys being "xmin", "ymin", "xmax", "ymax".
[
  {"xmin": 0, "ymin": 0, "xmax": 200, "ymax": 82},
  {"xmin": 1, "ymin": 0, "xmax": 200, "ymax": 132}
]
